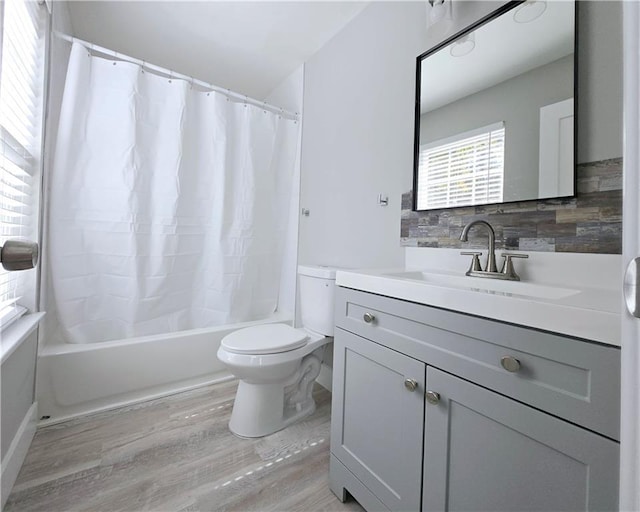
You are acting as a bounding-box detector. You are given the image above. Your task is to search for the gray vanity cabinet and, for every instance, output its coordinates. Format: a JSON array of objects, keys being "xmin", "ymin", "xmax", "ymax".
[
  {"xmin": 330, "ymin": 329, "xmax": 425, "ymax": 512},
  {"xmin": 330, "ymin": 287, "xmax": 621, "ymax": 512},
  {"xmin": 423, "ymin": 367, "xmax": 619, "ymax": 512}
]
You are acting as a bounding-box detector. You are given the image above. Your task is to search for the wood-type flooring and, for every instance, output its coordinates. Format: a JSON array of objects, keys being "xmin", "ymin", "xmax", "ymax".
[{"xmin": 5, "ymin": 381, "xmax": 364, "ymax": 512}]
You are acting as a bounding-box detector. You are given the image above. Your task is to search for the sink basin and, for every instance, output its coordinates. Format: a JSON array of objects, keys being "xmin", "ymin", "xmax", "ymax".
[{"xmin": 383, "ymin": 270, "xmax": 580, "ymax": 300}]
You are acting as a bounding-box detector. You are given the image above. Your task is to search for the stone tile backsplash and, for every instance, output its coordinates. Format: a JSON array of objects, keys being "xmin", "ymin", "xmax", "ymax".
[{"xmin": 400, "ymin": 158, "xmax": 622, "ymax": 254}]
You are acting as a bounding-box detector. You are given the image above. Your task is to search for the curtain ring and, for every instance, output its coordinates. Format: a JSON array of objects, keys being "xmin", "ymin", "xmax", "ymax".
[{"xmin": 141, "ymin": 60, "xmax": 145, "ymax": 73}]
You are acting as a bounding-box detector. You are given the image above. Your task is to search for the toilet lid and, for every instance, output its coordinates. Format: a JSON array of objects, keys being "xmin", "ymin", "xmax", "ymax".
[{"xmin": 221, "ymin": 324, "xmax": 309, "ymax": 355}]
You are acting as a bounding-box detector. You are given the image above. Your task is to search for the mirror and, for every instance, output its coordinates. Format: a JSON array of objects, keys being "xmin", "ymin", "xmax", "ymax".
[{"xmin": 413, "ymin": 0, "xmax": 576, "ymax": 211}]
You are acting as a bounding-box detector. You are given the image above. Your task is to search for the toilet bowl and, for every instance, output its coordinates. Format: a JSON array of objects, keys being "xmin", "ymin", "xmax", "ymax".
[
  {"xmin": 217, "ymin": 265, "xmax": 337, "ymax": 438},
  {"xmin": 217, "ymin": 324, "xmax": 330, "ymax": 437}
]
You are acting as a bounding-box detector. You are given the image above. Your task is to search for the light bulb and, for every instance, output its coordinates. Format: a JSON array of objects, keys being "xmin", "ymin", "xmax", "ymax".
[
  {"xmin": 450, "ymin": 33, "xmax": 475, "ymax": 57},
  {"xmin": 426, "ymin": 0, "xmax": 453, "ymax": 42},
  {"xmin": 430, "ymin": 1, "xmax": 446, "ymax": 24},
  {"xmin": 513, "ymin": 0, "xmax": 547, "ymax": 24}
]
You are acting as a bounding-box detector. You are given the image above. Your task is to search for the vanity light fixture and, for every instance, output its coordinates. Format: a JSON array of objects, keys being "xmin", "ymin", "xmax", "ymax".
[
  {"xmin": 450, "ymin": 32, "xmax": 475, "ymax": 57},
  {"xmin": 426, "ymin": 0, "xmax": 453, "ymax": 41},
  {"xmin": 428, "ymin": 0, "xmax": 448, "ymax": 24},
  {"xmin": 513, "ymin": 0, "xmax": 547, "ymax": 24}
]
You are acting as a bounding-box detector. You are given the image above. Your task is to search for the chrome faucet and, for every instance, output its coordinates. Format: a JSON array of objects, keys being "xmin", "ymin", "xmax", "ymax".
[
  {"xmin": 459, "ymin": 220, "xmax": 498, "ymax": 273},
  {"xmin": 459, "ymin": 220, "xmax": 528, "ymax": 281}
]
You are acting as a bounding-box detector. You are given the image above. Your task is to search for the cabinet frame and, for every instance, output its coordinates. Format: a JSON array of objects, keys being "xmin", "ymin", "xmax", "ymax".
[
  {"xmin": 331, "ymin": 330, "xmax": 425, "ymax": 511},
  {"xmin": 423, "ymin": 366, "xmax": 619, "ymax": 511},
  {"xmin": 330, "ymin": 287, "xmax": 621, "ymax": 512},
  {"xmin": 335, "ymin": 286, "xmax": 621, "ymax": 441}
]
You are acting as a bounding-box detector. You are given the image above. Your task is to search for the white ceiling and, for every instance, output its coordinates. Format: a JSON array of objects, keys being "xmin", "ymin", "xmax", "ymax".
[
  {"xmin": 67, "ymin": 1, "xmax": 369, "ymax": 100},
  {"xmin": 421, "ymin": 1, "xmax": 575, "ymax": 113}
]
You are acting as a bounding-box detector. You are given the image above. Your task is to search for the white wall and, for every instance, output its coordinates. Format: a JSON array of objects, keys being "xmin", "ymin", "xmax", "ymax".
[
  {"xmin": 1, "ymin": 331, "xmax": 37, "ymax": 460},
  {"xmin": 1, "ymin": 329, "xmax": 39, "ymax": 508},
  {"xmin": 299, "ymin": 2, "xmax": 428, "ymax": 269},
  {"xmin": 577, "ymin": 1, "xmax": 623, "ymax": 163},
  {"xmin": 298, "ymin": 1, "xmax": 429, "ymax": 387},
  {"xmin": 265, "ymin": 66, "xmax": 304, "ymax": 320}
]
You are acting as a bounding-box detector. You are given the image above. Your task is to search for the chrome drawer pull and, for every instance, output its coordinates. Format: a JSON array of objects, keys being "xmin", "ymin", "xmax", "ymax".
[
  {"xmin": 404, "ymin": 378, "xmax": 418, "ymax": 391},
  {"xmin": 500, "ymin": 355, "xmax": 521, "ymax": 373},
  {"xmin": 363, "ymin": 312, "xmax": 376, "ymax": 324}
]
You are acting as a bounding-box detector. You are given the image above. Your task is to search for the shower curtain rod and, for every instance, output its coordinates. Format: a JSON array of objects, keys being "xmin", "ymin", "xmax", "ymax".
[{"xmin": 53, "ymin": 31, "xmax": 300, "ymax": 121}]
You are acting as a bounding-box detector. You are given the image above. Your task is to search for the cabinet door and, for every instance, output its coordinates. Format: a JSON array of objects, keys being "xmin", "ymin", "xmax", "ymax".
[
  {"xmin": 423, "ymin": 367, "xmax": 619, "ymax": 512},
  {"xmin": 331, "ymin": 329, "xmax": 425, "ymax": 511}
]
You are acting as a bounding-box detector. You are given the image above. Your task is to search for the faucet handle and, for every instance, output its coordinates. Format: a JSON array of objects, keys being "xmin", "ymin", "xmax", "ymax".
[
  {"xmin": 502, "ymin": 252, "xmax": 529, "ymax": 259},
  {"xmin": 500, "ymin": 253, "xmax": 529, "ymax": 280},
  {"xmin": 460, "ymin": 251, "xmax": 483, "ymax": 273}
]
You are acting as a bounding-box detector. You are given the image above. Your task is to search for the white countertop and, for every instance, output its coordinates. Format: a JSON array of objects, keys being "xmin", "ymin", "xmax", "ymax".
[{"xmin": 336, "ymin": 268, "xmax": 621, "ymax": 346}]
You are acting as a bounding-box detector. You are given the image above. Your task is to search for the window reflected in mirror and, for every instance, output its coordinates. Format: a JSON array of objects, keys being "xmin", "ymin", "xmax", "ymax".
[{"xmin": 417, "ymin": 122, "xmax": 505, "ymax": 210}]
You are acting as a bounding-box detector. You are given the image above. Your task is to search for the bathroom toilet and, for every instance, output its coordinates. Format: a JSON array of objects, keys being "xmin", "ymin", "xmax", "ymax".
[{"xmin": 217, "ymin": 265, "xmax": 337, "ymax": 437}]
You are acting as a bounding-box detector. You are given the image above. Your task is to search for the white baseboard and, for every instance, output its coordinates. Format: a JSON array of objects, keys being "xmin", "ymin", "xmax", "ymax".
[
  {"xmin": 317, "ymin": 363, "xmax": 333, "ymax": 392},
  {"xmin": 1, "ymin": 402, "xmax": 37, "ymax": 510}
]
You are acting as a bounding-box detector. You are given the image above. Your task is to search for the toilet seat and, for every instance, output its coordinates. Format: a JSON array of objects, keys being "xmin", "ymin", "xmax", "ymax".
[{"xmin": 221, "ymin": 324, "xmax": 309, "ymax": 355}]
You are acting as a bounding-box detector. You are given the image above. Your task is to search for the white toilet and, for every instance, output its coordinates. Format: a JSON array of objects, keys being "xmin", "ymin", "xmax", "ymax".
[{"xmin": 217, "ymin": 265, "xmax": 336, "ymax": 438}]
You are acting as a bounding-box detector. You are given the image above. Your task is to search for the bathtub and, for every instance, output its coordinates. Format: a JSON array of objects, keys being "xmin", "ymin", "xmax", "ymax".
[{"xmin": 36, "ymin": 315, "xmax": 291, "ymax": 424}]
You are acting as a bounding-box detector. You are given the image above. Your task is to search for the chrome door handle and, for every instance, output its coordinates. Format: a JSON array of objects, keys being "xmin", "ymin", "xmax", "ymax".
[
  {"xmin": 363, "ymin": 312, "xmax": 376, "ymax": 324},
  {"xmin": 624, "ymin": 257, "xmax": 640, "ymax": 318},
  {"xmin": 0, "ymin": 240, "xmax": 39, "ymax": 271}
]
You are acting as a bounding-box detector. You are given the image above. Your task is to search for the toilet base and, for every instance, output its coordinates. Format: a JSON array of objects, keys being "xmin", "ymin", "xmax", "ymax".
[
  {"xmin": 229, "ymin": 382, "xmax": 316, "ymax": 438},
  {"xmin": 228, "ymin": 353, "xmax": 322, "ymax": 438}
]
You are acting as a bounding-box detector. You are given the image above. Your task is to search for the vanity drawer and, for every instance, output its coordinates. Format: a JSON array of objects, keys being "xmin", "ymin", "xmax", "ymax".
[{"xmin": 335, "ymin": 287, "xmax": 621, "ymax": 440}]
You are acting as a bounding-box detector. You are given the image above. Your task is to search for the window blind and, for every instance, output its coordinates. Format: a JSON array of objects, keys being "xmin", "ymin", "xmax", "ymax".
[
  {"xmin": 417, "ymin": 123, "xmax": 505, "ymax": 210},
  {"xmin": 0, "ymin": 0, "xmax": 46, "ymax": 324}
]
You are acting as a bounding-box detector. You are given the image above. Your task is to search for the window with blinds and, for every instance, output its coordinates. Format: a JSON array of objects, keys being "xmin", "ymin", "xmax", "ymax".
[
  {"xmin": 416, "ymin": 122, "xmax": 505, "ymax": 210},
  {"xmin": 0, "ymin": 0, "xmax": 46, "ymax": 326}
]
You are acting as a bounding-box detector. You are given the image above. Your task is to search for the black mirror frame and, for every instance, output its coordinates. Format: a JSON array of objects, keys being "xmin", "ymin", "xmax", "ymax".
[{"xmin": 412, "ymin": 0, "xmax": 579, "ymax": 212}]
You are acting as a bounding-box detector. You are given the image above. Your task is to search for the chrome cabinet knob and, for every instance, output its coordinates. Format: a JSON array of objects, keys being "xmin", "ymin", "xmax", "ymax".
[
  {"xmin": 425, "ymin": 391, "xmax": 440, "ymax": 405},
  {"xmin": 404, "ymin": 378, "xmax": 418, "ymax": 391},
  {"xmin": 500, "ymin": 355, "xmax": 521, "ymax": 373},
  {"xmin": 363, "ymin": 312, "xmax": 376, "ymax": 324}
]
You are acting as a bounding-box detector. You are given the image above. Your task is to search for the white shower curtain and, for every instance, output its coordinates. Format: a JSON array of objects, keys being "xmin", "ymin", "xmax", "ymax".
[{"xmin": 49, "ymin": 43, "xmax": 299, "ymax": 344}]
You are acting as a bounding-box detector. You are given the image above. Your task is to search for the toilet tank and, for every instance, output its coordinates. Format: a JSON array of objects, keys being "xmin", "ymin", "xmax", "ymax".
[{"xmin": 298, "ymin": 265, "xmax": 337, "ymax": 337}]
